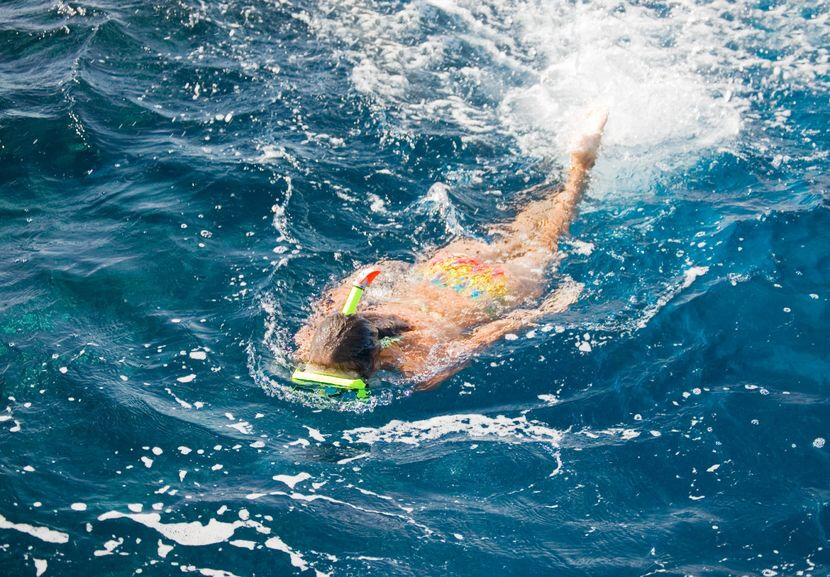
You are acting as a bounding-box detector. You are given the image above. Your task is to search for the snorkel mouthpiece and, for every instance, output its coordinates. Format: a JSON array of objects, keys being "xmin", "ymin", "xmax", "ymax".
[
  {"xmin": 291, "ymin": 370, "xmax": 368, "ymax": 399},
  {"xmin": 292, "ymin": 267, "xmax": 382, "ymax": 399}
]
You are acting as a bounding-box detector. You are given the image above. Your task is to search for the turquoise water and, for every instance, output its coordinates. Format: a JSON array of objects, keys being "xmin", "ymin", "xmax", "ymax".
[{"xmin": 1, "ymin": 0, "xmax": 828, "ymax": 575}]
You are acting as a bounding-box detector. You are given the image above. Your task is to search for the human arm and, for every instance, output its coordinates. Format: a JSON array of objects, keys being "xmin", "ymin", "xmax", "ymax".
[
  {"xmin": 412, "ymin": 282, "xmax": 582, "ymax": 390},
  {"xmin": 538, "ymin": 109, "xmax": 609, "ymax": 244},
  {"xmin": 497, "ymin": 109, "xmax": 607, "ymax": 253}
]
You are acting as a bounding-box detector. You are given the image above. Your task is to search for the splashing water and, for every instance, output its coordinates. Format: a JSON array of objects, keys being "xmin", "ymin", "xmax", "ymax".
[{"xmin": 0, "ymin": 0, "xmax": 828, "ymax": 576}]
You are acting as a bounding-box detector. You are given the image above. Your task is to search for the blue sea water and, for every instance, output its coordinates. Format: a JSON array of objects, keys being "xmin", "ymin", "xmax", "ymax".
[{"xmin": 1, "ymin": 0, "xmax": 829, "ymax": 575}]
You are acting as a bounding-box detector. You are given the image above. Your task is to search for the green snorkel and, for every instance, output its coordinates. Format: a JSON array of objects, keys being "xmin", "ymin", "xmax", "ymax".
[{"xmin": 291, "ymin": 267, "xmax": 382, "ymax": 399}]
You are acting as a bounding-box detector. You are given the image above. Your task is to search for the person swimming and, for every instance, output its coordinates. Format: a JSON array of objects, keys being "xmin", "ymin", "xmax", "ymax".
[{"xmin": 293, "ymin": 110, "xmax": 608, "ymax": 392}]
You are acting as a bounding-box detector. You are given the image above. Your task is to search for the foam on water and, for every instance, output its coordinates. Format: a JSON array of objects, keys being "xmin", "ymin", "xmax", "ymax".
[
  {"xmin": 180, "ymin": 566, "xmax": 243, "ymax": 577},
  {"xmin": 499, "ymin": 0, "xmax": 748, "ymax": 185},
  {"xmin": 267, "ymin": 490, "xmax": 436, "ymax": 537},
  {"xmin": 273, "ymin": 472, "xmax": 312, "ymax": 489},
  {"xmin": 308, "ymin": 0, "xmax": 826, "ymax": 190},
  {"xmin": 343, "ymin": 413, "xmax": 563, "ymax": 446},
  {"xmin": 97, "ymin": 511, "xmax": 262, "ymax": 547},
  {"xmin": 2, "ymin": 0, "xmax": 827, "ymax": 575},
  {"xmin": 264, "ymin": 536, "xmax": 309, "ymax": 571},
  {"xmin": 97, "ymin": 509, "xmax": 317, "ymax": 570},
  {"xmin": 0, "ymin": 514, "xmax": 69, "ymax": 545}
]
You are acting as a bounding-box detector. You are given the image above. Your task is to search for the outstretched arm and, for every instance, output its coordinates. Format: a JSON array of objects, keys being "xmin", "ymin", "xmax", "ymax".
[
  {"xmin": 560, "ymin": 109, "xmax": 608, "ymax": 208},
  {"xmin": 503, "ymin": 109, "xmax": 608, "ymax": 252},
  {"xmin": 413, "ymin": 282, "xmax": 582, "ymax": 390},
  {"xmin": 467, "ymin": 280, "xmax": 582, "ymax": 349}
]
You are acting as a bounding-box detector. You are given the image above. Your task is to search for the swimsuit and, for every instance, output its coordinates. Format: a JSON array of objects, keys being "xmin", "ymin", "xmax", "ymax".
[{"xmin": 423, "ymin": 254, "xmax": 508, "ymax": 301}]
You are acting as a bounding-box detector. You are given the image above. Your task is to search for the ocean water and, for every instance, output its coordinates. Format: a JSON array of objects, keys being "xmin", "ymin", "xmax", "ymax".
[{"xmin": 1, "ymin": 0, "xmax": 828, "ymax": 575}]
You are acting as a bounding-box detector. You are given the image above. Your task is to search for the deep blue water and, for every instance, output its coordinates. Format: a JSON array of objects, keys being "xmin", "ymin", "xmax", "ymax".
[{"xmin": 1, "ymin": 0, "xmax": 829, "ymax": 576}]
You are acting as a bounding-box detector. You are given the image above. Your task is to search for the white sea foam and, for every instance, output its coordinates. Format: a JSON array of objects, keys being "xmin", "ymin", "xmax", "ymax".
[
  {"xmin": 270, "ymin": 490, "xmax": 434, "ymax": 536},
  {"xmin": 579, "ymin": 427, "xmax": 643, "ymax": 442},
  {"xmin": 308, "ymin": 0, "xmax": 826, "ymax": 196},
  {"xmin": 227, "ymin": 421, "xmax": 253, "ymax": 435},
  {"xmin": 269, "ymin": 174, "xmax": 296, "ymax": 245},
  {"xmin": 273, "ymin": 472, "xmax": 312, "ymax": 489},
  {"xmin": 336, "ymin": 453, "xmax": 370, "ymax": 465},
  {"xmin": 158, "ymin": 539, "xmax": 174, "ymax": 558},
  {"xmin": 682, "ymin": 266, "xmax": 710, "ymax": 289},
  {"xmin": 94, "ymin": 537, "xmax": 124, "ymax": 557},
  {"xmin": 264, "ymin": 536, "xmax": 309, "ymax": 571},
  {"xmin": 303, "ymin": 426, "xmax": 326, "ymax": 442},
  {"xmin": 97, "ymin": 511, "xmax": 264, "ymax": 546},
  {"xmin": 343, "ymin": 413, "xmax": 562, "ymax": 447},
  {"xmin": 165, "ymin": 388, "xmax": 193, "ymax": 409},
  {"xmin": 498, "ymin": 1, "xmax": 746, "ymax": 190},
  {"xmin": 180, "ymin": 566, "xmax": 243, "ymax": 577},
  {"xmin": 631, "ymin": 265, "xmax": 709, "ymax": 331},
  {"xmin": 311, "ymin": 2, "xmax": 725, "ymax": 182},
  {"xmin": 0, "ymin": 514, "xmax": 69, "ymax": 544}
]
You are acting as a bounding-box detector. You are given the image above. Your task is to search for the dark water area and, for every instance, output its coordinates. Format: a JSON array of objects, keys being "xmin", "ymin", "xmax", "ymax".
[{"xmin": 1, "ymin": 1, "xmax": 828, "ymax": 576}]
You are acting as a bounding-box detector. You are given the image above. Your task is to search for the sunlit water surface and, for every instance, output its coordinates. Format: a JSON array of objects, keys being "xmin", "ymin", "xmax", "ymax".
[{"xmin": 1, "ymin": 0, "xmax": 828, "ymax": 575}]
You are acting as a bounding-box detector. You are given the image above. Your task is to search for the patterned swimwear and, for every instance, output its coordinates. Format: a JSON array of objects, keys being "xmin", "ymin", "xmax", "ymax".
[{"xmin": 423, "ymin": 254, "xmax": 508, "ymax": 300}]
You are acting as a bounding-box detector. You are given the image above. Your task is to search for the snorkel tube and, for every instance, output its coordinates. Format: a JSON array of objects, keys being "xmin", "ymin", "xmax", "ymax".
[
  {"xmin": 341, "ymin": 268, "xmax": 381, "ymax": 315},
  {"xmin": 291, "ymin": 267, "xmax": 382, "ymax": 399}
]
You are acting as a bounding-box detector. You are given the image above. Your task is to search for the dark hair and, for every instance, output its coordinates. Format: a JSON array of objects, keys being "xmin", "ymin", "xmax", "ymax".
[{"xmin": 305, "ymin": 313, "xmax": 380, "ymax": 379}]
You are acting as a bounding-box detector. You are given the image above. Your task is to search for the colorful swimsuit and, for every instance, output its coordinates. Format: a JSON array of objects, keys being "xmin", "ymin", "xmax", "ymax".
[{"xmin": 423, "ymin": 254, "xmax": 508, "ymax": 301}]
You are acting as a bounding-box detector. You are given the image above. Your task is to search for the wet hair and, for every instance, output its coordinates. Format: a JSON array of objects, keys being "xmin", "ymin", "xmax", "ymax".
[
  {"xmin": 304, "ymin": 313, "xmax": 411, "ymax": 379},
  {"xmin": 305, "ymin": 314, "xmax": 380, "ymax": 379}
]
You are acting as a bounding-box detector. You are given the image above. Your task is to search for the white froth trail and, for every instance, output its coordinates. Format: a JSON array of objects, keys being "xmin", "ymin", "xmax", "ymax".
[
  {"xmin": 98, "ymin": 510, "xmax": 315, "ymax": 572},
  {"xmin": 310, "ymin": 0, "xmax": 826, "ymax": 191},
  {"xmin": 265, "ymin": 536, "xmax": 309, "ymax": 571},
  {"xmin": 343, "ymin": 413, "xmax": 562, "ymax": 446},
  {"xmin": 97, "ymin": 511, "xmax": 267, "ymax": 546},
  {"xmin": 273, "ymin": 471, "xmax": 312, "ymax": 489},
  {"xmin": 180, "ymin": 566, "xmax": 243, "ymax": 577},
  {"xmin": 0, "ymin": 513, "xmax": 69, "ymax": 544}
]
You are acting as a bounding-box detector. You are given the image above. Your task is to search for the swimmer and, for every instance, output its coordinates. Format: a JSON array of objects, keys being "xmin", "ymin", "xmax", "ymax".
[{"xmin": 293, "ymin": 110, "xmax": 607, "ymax": 392}]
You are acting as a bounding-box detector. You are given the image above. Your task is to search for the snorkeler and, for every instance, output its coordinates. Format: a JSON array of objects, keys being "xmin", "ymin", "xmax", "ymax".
[{"xmin": 293, "ymin": 110, "xmax": 607, "ymax": 393}]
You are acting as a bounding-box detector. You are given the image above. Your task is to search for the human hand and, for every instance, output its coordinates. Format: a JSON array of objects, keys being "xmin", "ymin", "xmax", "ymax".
[{"xmin": 539, "ymin": 280, "xmax": 583, "ymax": 315}]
